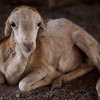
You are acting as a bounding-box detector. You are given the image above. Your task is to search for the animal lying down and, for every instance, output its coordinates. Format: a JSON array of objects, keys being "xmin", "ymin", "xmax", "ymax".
[{"xmin": 0, "ymin": 5, "xmax": 100, "ymax": 96}]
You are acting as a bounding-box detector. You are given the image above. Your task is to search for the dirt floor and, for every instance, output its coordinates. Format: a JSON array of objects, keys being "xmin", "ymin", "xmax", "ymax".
[{"xmin": 0, "ymin": 4, "xmax": 100, "ymax": 100}]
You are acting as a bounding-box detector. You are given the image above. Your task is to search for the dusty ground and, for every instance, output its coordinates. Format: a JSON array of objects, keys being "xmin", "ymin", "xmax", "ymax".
[{"xmin": 0, "ymin": 4, "xmax": 100, "ymax": 100}]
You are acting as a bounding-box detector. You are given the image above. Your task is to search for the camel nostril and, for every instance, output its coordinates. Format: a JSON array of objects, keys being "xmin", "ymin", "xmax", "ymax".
[
  {"xmin": 22, "ymin": 42, "xmax": 34, "ymax": 52},
  {"xmin": 23, "ymin": 42, "xmax": 33, "ymax": 47}
]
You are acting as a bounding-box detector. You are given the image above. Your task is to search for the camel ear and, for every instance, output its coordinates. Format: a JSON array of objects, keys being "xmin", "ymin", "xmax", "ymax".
[
  {"xmin": 40, "ymin": 19, "xmax": 46, "ymax": 30},
  {"xmin": 38, "ymin": 19, "xmax": 47, "ymax": 37},
  {"xmin": 5, "ymin": 19, "xmax": 12, "ymax": 36}
]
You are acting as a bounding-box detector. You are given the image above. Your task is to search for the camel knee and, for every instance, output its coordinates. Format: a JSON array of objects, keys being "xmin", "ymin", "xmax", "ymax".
[{"xmin": 19, "ymin": 79, "xmax": 31, "ymax": 92}]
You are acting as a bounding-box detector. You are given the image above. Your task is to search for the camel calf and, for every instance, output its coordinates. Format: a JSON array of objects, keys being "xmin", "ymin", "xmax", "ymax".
[{"xmin": 0, "ymin": 6, "xmax": 100, "ymax": 96}]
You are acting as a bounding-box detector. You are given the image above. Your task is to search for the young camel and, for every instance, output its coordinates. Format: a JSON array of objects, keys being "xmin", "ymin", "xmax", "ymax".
[{"xmin": 0, "ymin": 6, "xmax": 100, "ymax": 96}]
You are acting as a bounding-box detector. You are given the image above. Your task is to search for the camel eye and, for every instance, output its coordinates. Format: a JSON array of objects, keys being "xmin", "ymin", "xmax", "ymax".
[
  {"xmin": 11, "ymin": 22, "xmax": 16, "ymax": 27},
  {"xmin": 37, "ymin": 22, "xmax": 41, "ymax": 27}
]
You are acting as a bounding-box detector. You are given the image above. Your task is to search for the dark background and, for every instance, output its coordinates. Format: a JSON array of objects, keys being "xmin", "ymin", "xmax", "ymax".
[
  {"xmin": 0, "ymin": 0, "xmax": 100, "ymax": 7},
  {"xmin": 0, "ymin": 0, "xmax": 100, "ymax": 100},
  {"xmin": 0, "ymin": 0, "xmax": 100, "ymax": 39}
]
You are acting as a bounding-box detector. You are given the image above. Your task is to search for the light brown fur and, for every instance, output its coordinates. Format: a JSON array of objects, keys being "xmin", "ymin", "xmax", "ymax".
[
  {"xmin": 0, "ymin": 34, "xmax": 27, "ymax": 84},
  {"xmin": 0, "ymin": 6, "xmax": 100, "ymax": 97}
]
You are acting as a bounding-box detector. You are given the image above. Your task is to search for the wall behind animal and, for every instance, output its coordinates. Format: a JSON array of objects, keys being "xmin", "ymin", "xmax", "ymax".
[{"xmin": 0, "ymin": 0, "xmax": 100, "ymax": 7}]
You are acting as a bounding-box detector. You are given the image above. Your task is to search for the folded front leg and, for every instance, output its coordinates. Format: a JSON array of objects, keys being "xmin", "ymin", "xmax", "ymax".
[
  {"xmin": 19, "ymin": 68, "xmax": 47, "ymax": 91},
  {"xmin": 19, "ymin": 67, "xmax": 61, "ymax": 92},
  {"xmin": 24, "ymin": 76, "xmax": 52, "ymax": 90}
]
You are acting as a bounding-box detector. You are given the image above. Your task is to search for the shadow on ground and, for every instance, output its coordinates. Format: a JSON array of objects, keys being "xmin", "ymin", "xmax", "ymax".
[{"xmin": 0, "ymin": 4, "xmax": 100, "ymax": 100}]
